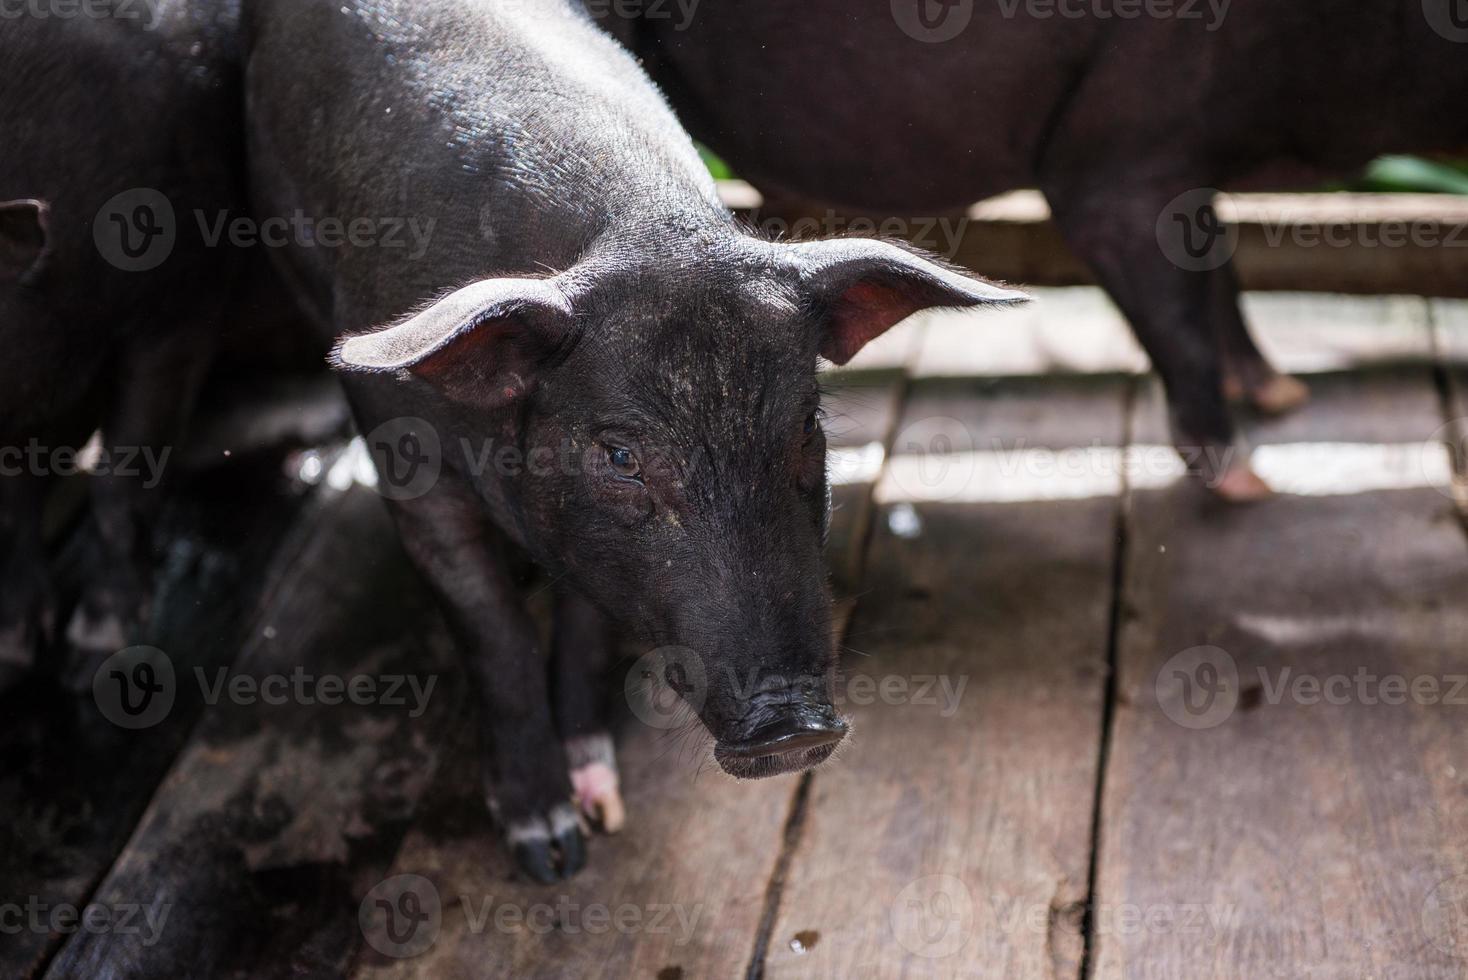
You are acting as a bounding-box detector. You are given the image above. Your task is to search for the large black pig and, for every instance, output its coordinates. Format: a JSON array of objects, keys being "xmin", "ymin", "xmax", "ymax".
[
  {"xmin": 604, "ymin": 1, "xmax": 1468, "ymax": 498},
  {"xmin": 239, "ymin": 0, "xmax": 1025, "ymax": 880},
  {"xmin": 0, "ymin": 3, "xmax": 248, "ymax": 683}
]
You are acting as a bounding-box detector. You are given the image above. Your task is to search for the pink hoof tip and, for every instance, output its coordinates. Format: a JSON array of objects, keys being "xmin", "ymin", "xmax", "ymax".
[
  {"xmin": 571, "ymin": 762, "xmax": 625, "ymax": 834},
  {"xmin": 1251, "ymin": 375, "xmax": 1310, "ymax": 416},
  {"xmin": 1212, "ymin": 464, "xmax": 1274, "ymax": 502}
]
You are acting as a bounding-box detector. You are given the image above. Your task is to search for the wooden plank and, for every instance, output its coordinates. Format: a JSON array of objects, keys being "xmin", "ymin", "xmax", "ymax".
[
  {"xmin": 821, "ymin": 368, "xmax": 904, "ymax": 594},
  {"xmin": 912, "ymin": 287, "xmax": 1145, "ymax": 380},
  {"xmin": 44, "ymin": 484, "xmax": 464, "ymax": 979},
  {"xmin": 347, "ymin": 378, "xmax": 903, "ymax": 980},
  {"xmin": 1430, "ymin": 299, "xmax": 1468, "ymax": 510},
  {"xmin": 720, "ymin": 183, "xmax": 1468, "ymax": 299},
  {"xmin": 1243, "ymin": 293, "xmax": 1434, "ymax": 375},
  {"xmin": 759, "ymin": 374, "xmax": 1127, "ymax": 979},
  {"xmin": 1093, "ymin": 363, "xmax": 1468, "ymax": 978},
  {"xmin": 0, "ymin": 460, "xmax": 312, "ymax": 979}
]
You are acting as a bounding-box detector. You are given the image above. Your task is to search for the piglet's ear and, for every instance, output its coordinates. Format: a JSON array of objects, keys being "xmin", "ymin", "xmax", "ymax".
[
  {"xmin": 0, "ymin": 199, "xmax": 50, "ymax": 285},
  {"xmin": 331, "ymin": 278, "xmax": 574, "ymax": 408},
  {"xmin": 786, "ymin": 239, "xmax": 1027, "ymax": 364}
]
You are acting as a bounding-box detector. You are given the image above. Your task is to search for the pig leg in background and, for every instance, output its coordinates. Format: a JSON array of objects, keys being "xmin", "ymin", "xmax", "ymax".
[
  {"xmin": 1043, "ymin": 183, "xmax": 1272, "ymax": 501},
  {"xmin": 65, "ymin": 328, "xmax": 216, "ymax": 677},
  {"xmin": 551, "ymin": 587, "xmax": 625, "ymax": 833},
  {"xmin": 0, "ymin": 473, "xmax": 49, "ymax": 693},
  {"xmin": 1212, "ymin": 261, "xmax": 1311, "ymax": 414},
  {"xmin": 383, "ymin": 473, "xmax": 586, "ymax": 883}
]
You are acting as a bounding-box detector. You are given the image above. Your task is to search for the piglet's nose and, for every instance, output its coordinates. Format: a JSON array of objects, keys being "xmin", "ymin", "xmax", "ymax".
[{"xmin": 718, "ymin": 692, "xmax": 848, "ymax": 760}]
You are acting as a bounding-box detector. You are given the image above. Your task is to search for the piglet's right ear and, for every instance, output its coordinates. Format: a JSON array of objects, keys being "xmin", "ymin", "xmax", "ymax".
[
  {"xmin": 331, "ymin": 278, "xmax": 574, "ymax": 408},
  {"xmin": 0, "ymin": 199, "xmax": 50, "ymax": 285}
]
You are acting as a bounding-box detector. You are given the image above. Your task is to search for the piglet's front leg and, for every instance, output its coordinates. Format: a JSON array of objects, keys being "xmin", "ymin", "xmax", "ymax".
[
  {"xmin": 386, "ymin": 476, "xmax": 585, "ymax": 883},
  {"xmin": 552, "ymin": 588, "xmax": 624, "ymax": 833}
]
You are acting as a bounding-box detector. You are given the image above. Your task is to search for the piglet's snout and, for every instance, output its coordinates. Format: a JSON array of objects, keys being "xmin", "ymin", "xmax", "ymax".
[{"xmin": 714, "ymin": 685, "xmax": 847, "ymax": 778}]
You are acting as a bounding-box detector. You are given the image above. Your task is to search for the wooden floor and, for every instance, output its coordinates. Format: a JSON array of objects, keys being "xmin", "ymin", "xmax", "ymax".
[{"xmin": 5, "ymin": 290, "xmax": 1468, "ymax": 979}]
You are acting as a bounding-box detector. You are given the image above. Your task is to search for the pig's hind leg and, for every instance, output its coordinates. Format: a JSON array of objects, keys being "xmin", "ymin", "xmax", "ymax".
[
  {"xmin": 1043, "ymin": 180, "xmax": 1273, "ymax": 501},
  {"xmin": 551, "ymin": 588, "xmax": 625, "ymax": 833},
  {"xmin": 1212, "ymin": 262, "xmax": 1310, "ymax": 415}
]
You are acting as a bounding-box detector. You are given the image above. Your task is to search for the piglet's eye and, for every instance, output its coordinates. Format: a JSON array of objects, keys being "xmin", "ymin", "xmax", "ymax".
[
  {"xmin": 607, "ymin": 445, "xmax": 642, "ymax": 480},
  {"xmin": 803, "ymin": 413, "xmax": 818, "ymax": 436}
]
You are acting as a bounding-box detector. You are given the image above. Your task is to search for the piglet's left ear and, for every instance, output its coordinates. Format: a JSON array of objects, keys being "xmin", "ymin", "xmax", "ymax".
[{"xmin": 786, "ymin": 239, "xmax": 1028, "ymax": 365}]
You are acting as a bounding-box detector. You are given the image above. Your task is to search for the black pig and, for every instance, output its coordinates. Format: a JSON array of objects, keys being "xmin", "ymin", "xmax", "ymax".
[
  {"xmin": 239, "ymin": 0, "xmax": 1024, "ymax": 880},
  {"xmin": 604, "ymin": 2, "xmax": 1468, "ymax": 499},
  {"xmin": 0, "ymin": 4, "xmax": 247, "ymax": 683}
]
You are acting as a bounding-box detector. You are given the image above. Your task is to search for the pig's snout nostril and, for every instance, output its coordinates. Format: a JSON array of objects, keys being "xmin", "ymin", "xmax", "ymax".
[
  {"xmin": 716, "ymin": 715, "xmax": 847, "ymax": 760},
  {"xmin": 713, "ymin": 691, "xmax": 847, "ymax": 779}
]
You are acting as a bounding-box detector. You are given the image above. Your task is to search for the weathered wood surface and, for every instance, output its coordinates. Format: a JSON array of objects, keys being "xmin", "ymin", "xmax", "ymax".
[
  {"xmin": 44, "ymin": 484, "xmax": 464, "ymax": 980},
  {"xmin": 758, "ymin": 372, "xmax": 1128, "ymax": 979},
  {"xmin": 1092, "ymin": 361, "xmax": 1468, "ymax": 978},
  {"xmin": 1430, "ymin": 299, "xmax": 1468, "ymax": 511},
  {"xmin": 16, "ymin": 287, "xmax": 1468, "ymax": 979},
  {"xmin": 0, "ymin": 463, "xmax": 310, "ymax": 979}
]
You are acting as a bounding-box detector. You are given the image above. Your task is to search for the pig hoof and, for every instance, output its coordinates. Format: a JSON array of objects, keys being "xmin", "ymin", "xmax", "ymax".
[
  {"xmin": 1250, "ymin": 374, "xmax": 1310, "ymax": 415},
  {"xmin": 507, "ymin": 801, "xmax": 586, "ymax": 883},
  {"xmin": 65, "ymin": 604, "xmax": 129, "ymax": 655},
  {"xmin": 1212, "ymin": 462, "xmax": 1274, "ymax": 502},
  {"xmin": 565, "ymin": 733, "xmax": 625, "ymax": 834}
]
